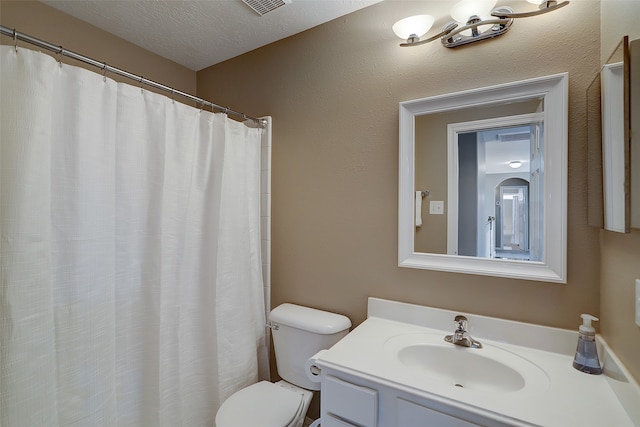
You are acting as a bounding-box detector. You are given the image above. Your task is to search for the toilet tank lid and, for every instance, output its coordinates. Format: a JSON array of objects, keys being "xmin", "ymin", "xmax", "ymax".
[{"xmin": 269, "ymin": 303, "xmax": 351, "ymax": 334}]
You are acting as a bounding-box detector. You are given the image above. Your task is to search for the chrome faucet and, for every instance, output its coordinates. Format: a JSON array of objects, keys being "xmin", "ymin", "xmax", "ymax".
[{"xmin": 444, "ymin": 315, "xmax": 482, "ymax": 348}]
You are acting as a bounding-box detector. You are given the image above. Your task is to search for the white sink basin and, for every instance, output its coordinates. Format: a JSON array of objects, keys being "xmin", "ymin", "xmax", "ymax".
[{"xmin": 384, "ymin": 333, "xmax": 550, "ymax": 394}]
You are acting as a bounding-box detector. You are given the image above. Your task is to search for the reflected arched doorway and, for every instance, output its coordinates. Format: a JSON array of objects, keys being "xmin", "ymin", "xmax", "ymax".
[{"xmin": 494, "ymin": 178, "xmax": 530, "ymax": 260}]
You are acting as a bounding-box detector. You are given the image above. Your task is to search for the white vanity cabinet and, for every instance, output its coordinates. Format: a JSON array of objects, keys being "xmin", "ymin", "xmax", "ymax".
[
  {"xmin": 319, "ymin": 367, "xmax": 513, "ymax": 427},
  {"xmin": 312, "ymin": 299, "xmax": 638, "ymax": 427}
]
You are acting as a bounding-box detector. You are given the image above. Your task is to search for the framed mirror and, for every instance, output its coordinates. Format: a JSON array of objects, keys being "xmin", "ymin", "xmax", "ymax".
[
  {"xmin": 588, "ymin": 36, "xmax": 640, "ymax": 232},
  {"xmin": 596, "ymin": 36, "xmax": 630, "ymax": 233},
  {"xmin": 601, "ymin": 58, "xmax": 628, "ymax": 233},
  {"xmin": 399, "ymin": 73, "xmax": 568, "ymax": 283}
]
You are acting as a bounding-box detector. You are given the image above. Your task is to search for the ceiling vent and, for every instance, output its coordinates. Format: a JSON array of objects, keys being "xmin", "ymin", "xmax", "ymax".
[
  {"xmin": 498, "ymin": 132, "xmax": 530, "ymax": 143},
  {"xmin": 242, "ymin": 0, "xmax": 292, "ymax": 16}
]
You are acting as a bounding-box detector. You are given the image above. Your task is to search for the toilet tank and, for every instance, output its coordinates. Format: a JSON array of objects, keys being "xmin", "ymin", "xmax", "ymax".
[{"xmin": 269, "ymin": 303, "xmax": 351, "ymax": 391}]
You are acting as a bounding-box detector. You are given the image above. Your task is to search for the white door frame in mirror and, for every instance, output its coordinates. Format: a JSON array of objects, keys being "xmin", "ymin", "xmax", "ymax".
[
  {"xmin": 446, "ymin": 113, "xmax": 543, "ymax": 257},
  {"xmin": 398, "ymin": 73, "xmax": 568, "ymax": 283}
]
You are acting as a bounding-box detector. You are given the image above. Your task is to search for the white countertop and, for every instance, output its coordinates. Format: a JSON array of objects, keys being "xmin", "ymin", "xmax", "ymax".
[{"xmin": 314, "ymin": 298, "xmax": 638, "ymax": 427}]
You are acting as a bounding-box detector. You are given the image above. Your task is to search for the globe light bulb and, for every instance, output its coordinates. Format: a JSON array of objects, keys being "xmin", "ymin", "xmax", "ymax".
[{"xmin": 392, "ymin": 15, "xmax": 435, "ymax": 41}]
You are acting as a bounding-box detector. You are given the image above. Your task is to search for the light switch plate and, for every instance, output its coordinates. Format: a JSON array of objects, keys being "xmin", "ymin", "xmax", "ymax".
[
  {"xmin": 429, "ymin": 201, "xmax": 444, "ymax": 215},
  {"xmin": 636, "ymin": 279, "xmax": 640, "ymax": 327}
]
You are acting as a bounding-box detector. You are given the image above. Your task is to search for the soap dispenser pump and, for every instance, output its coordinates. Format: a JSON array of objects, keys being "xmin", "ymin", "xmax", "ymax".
[{"xmin": 572, "ymin": 314, "xmax": 602, "ymax": 375}]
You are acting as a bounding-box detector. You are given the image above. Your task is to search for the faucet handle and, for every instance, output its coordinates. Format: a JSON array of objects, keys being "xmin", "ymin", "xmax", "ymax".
[{"xmin": 454, "ymin": 315, "xmax": 468, "ymax": 331}]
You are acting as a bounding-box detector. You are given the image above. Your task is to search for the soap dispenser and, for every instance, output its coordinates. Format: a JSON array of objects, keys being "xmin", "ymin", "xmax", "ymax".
[{"xmin": 572, "ymin": 314, "xmax": 602, "ymax": 375}]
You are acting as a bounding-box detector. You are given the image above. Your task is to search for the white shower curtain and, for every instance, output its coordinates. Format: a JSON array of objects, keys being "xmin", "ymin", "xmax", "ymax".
[{"xmin": 0, "ymin": 46, "xmax": 266, "ymax": 426}]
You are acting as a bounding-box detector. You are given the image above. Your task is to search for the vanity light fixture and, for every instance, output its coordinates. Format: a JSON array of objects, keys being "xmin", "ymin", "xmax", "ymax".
[
  {"xmin": 392, "ymin": 0, "xmax": 569, "ymax": 49},
  {"xmin": 509, "ymin": 160, "xmax": 523, "ymax": 169}
]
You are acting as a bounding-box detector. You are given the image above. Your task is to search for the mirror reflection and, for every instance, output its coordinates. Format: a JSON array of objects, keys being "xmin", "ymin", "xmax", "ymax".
[{"xmin": 414, "ymin": 100, "xmax": 543, "ymax": 262}]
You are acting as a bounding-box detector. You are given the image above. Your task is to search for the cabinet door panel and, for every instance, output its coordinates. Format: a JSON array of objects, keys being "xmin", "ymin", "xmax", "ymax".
[
  {"xmin": 324, "ymin": 375, "xmax": 377, "ymax": 427},
  {"xmin": 396, "ymin": 398, "xmax": 480, "ymax": 426},
  {"xmin": 323, "ymin": 414, "xmax": 361, "ymax": 427}
]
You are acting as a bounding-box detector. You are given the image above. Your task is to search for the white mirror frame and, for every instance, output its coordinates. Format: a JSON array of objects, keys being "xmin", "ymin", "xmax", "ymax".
[
  {"xmin": 601, "ymin": 62, "xmax": 628, "ymax": 233},
  {"xmin": 398, "ymin": 73, "xmax": 568, "ymax": 283}
]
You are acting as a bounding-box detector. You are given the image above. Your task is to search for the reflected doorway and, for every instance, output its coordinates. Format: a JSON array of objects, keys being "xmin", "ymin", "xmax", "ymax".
[
  {"xmin": 494, "ymin": 180, "xmax": 530, "ymax": 260},
  {"xmin": 451, "ymin": 117, "xmax": 542, "ymax": 262}
]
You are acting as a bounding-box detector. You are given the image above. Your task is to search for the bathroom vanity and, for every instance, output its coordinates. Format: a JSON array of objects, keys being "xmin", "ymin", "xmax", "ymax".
[{"xmin": 309, "ymin": 298, "xmax": 639, "ymax": 427}]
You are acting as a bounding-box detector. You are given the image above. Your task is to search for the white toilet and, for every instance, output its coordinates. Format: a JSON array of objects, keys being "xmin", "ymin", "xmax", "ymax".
[{"xmin": 215, "ymin": 303, "xmax": 351, "ymax": 427}]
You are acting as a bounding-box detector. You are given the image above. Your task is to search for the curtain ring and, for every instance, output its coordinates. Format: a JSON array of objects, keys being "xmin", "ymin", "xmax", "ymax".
[
  {"xmin": 139, "ymin": 76, "xmax": 144, "ymax": 94},
  {"xmin": 199, "ymin": 100, "xmax": 205, "ymax": 112},
  {"xmin": 101, "ymin": 62, "xmax": 107, "ymax": 82},
  {"xmin": 223, "ymin": 106, "xmax": 229, "ymax": 115},
  {"xmin": 12, "ymin": 29, "xmax": 18, "ymax": 52},
  {"xmin": 56, "ymin": 46, "xmax": 64, "ymax": 65}
]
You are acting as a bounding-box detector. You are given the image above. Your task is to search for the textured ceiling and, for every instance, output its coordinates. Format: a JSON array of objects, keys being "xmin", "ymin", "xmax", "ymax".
[{"xmin": 42, "ymin": 0, "xmax": 382, "ymax": 71}]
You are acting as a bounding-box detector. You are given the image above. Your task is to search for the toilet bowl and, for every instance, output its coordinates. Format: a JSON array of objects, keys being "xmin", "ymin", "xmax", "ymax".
[
  {"xmin": 214, "ymin": 303, "xmax": 351, "ymax": 427},
  {"xmin": 215, "ymin": 380, "xmax": 313, "ymax": 427}
]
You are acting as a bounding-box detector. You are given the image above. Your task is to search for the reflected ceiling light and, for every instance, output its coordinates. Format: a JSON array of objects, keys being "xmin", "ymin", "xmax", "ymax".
[
  {"xmin": 509, "ymin": 161, "xmax": 523, "ymax": 169},
  {"xmin": 392, "ymin": 0, "xmax": 569, "ymax": 49}
]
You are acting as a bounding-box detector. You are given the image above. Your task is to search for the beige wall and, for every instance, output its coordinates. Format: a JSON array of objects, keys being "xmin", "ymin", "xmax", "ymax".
[
  {"xmin": 0, "ymin": 1, "xmax": 196, "ymax": 95},
  {"xmin": 600, "ymin": 231, "xmax": 640, "ymax": 382},
  {"xmin": 601, "ymin": 0, "xmax": 640, "ymax": 64},
  {"xmin": 198, "ymin": 0, "xmax": 605, "ymax": 344},
  {"xmin": 599, "ymin": 0, "xmax": 640, "ymax": 384}
]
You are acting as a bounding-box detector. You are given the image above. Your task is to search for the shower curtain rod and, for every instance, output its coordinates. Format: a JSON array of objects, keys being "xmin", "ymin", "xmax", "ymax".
[{"xmin": 0, "ymin": 25, "xmax": 265, "ymax": 127}]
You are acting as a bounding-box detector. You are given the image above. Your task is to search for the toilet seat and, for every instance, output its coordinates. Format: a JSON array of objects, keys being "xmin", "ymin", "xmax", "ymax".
[{"xmin": 215, "ymin": 381, "xmax": 304, "ymax": 427}]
